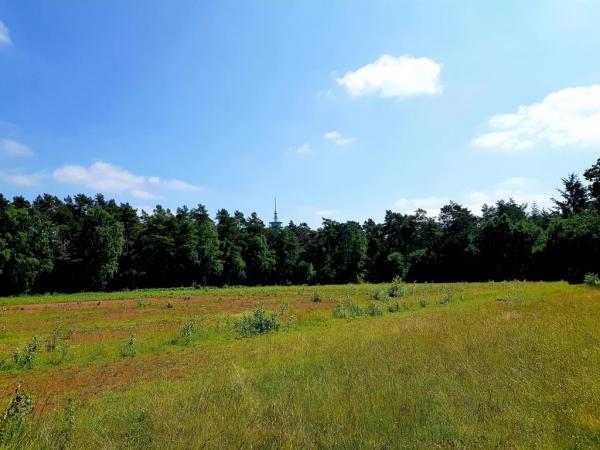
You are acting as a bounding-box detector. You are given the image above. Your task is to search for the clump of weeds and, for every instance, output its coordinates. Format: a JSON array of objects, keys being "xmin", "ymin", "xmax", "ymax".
[
  {"xmin": 0, "ymin": 386, "xmax": 34, "ymax": 445},
  {"xmin": 332, "ymin": 298, "xmax": 364, "ymax": 319},
  {"xmin": 235, "ymin": 306, "xmax": 280, "ymax": 338},
  {"xmin": 388, "ymin": 276, "xmax": 406, "ymax": 298},
  {"xmin": 120, "ymin": 335, "xmax": 137, "ymax": 357},
  {"xmin": 12, "ymin": 337, "xmax": 40, "ymax": 370},
  {"xmin": 171, "ymin": 321, "xmax": 206, "ymax": 346},
  {"xmin": 366, "ymin": 302, "xmax": 384, "ymax": 316}
]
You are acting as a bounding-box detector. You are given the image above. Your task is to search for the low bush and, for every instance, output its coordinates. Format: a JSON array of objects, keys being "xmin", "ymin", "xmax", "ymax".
[
  {"xmin": 235, "ymin": 306, "xmax": 280, "ymax": 338},
  {"xmin": 584, "ymin": 273, "xmax": 600, "ymax": 287},
  {"xmin": 120, "ymin": 335, "xmax": 137, "ymax": 357},
  {"xmin": 371, "ymin": 289, "xmax": 389, "ymax": 301},
  {"xmin": 276, "ymin": 303, "xmax": 297, "ymax": 330},
  {"xmin": 171, "ymin": 321, "xmax": 206, "ymax": 346},
  {"xmin": 387, "ymin": 301, "xmax": 401, "ymax": 313},
  {"xmin": 12, "ymin": 337, "xmax": 40, "ymax": 370},
  {"xmin": 0, "ymin": 387, "xmax": 33, "ymax": 445},
  {"xmin": 366, "ymin": 302, "xmax": 383, "ymax": 316},
  {"xmin": 439, "ymin": 290, "xmax": 453, "ymax": 305},
  {"xmin": 332, "ymin": 298, "xmax": 364, "ymax": 319},
  {"xmin": 311, "ymin": 291, "xmax": 322, "ymax": 303},
  {"xmin": 419, "ymin": 298, "xmax": 429, "ymax": 308},
  {"xmin": 388, "ymin": 276, "xmax": 406, "ymax": 298}
]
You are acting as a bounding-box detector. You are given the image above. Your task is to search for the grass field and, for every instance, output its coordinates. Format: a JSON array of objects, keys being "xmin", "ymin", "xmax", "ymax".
[{"xmin": 1, "ymin": 281, "xmax": 599, "ymax": 449}]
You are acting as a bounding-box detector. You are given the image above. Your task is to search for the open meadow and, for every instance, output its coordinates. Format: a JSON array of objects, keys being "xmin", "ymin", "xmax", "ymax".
[{"xmin": 0, "ymin": 281, "xmax": 599, "ymax": 448}]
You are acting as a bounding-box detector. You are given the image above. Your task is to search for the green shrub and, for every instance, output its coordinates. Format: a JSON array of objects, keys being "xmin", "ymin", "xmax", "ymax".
[
  {"xmin": 235, "ymin": 306, "xmax": 280, "ymax": 338},
  {"xmin": 12, "ymin": 337, "xmax": 40, "ymax": 369},
  {"xmin": 0, "ymin": 388, "xmax": 33, "ymax": 445},
  {"xmin": 120, "ymin": 335, "xmax": 137, "ymax": 357},
  {"xmin": 171, "ymin": 321, "xmax": 206, "ymax": 346},
  {"xmin": 439, "ymin": 290, "xmax": 453, "ymax": 305},
  {"xmin": 311, "ymin": 291, "xmax": 322, "ymax": 303},
  {"xmin": 276, "ymin": 303, "xmax": 297, "ymax": 330},
  {"xmin": 332, "ymin": 298, "xmax": 364, "ymax": 319},
  {"xmin": 166, "ymin": 299, "xmax": 174, "ymax": 309},
  {"xmin": 584, "ymin": 273, "xmax": 600, "ymax": 286},
  {"xmin": 387, "ymin": 301, "xmax": 401, "ymax": 313},
  {"xmin": 366, "ymin": 302, "xmax": 383, "ymax": 316},
  {"xmin": 371, "ymin": 289, "xmax": 389, "ymax": 301},
  {"xmin": 419, "ymin": 298, "xmax": 429, "ymax": 308},
  {"xmin": 388, "ymin": 276, "xmax": 406, "ymax": 298}
]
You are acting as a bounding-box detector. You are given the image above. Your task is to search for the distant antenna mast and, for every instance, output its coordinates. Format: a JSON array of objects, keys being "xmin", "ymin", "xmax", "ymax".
[{"xmin": 269, "ymin": 196, "xmax": 282, "ymax": 229}]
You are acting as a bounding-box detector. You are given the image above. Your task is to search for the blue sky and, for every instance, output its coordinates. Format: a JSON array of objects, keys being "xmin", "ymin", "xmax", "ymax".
[{"xmin": 1, "ymin": 0, "xmax": 599, "ymax": 227}]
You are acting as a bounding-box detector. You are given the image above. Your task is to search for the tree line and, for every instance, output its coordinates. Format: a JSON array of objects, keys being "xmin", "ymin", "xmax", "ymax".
[{"xmin": 1, "ymin": 159, "xmax": 599, "ymax": 295}]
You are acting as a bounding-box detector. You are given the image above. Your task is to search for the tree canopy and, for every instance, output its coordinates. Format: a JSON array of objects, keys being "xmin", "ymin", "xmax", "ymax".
[{"xmin": 1, "ymin": 160, "xmax": 600, "ymax": 295}]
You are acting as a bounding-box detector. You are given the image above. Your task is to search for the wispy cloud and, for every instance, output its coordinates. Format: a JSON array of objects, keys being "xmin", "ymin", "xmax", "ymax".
[
  {"xmin": 394, "ymin": 177, "xmax": 551, "ymax": 216},
  {"xmin": 52, "ymin": 161, "xmax": 201, "ymax": 199},
  {"xmin": 1, "ymin": 139, "xmax": 33, "ymax": 157},
  {"xmin": 496, "ymin": 177, "xmax": 537, "ymax": 188},
  {"xmin": 0, "ymin": 171, "xmax": 44, "ymax": 187},
  {"xmin": 53, "ymin": 162, "xmax": 146, "ymax": 194},
  {"xmin": 0, "ymin": 20, "xmax": 11, "ymax": 46},
  {"xmin": 394, "ymin": 196, "xmax": 448, "ymax": 217},
  {"xmin": 337, "ymin": 54, "xmax": 442, "ymax": 99},
  {"xmin": 473, "ymin": 85, "xmax": 600, "ymax": 151},
  {"xmin": 316, "ymin": 88, "xmax": 336, "ymax": 101},
  {"xmin": 324, "ymin": 131, "xmax": 357, "ymax": 147},
  {"xmin": 130, "ymin": 189, "xmax": 155, "ymax": 200},
  {"xmin": 162, "ymin": 179, "xmax": 201, "ymax": 192},
  {"xmin": 315, "ymin": 209, "xmax": 340, "ymax": 217},
  {"xmin": 290, "ymin": 143, "xmax": 314, "ymax": 154}
]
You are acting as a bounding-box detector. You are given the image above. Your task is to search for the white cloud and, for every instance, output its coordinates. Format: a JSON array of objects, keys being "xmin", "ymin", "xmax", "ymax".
[
  {"xmin": 0, "ymin": 171, "xmax": 44, "ymax": 187},
  {"xmin": 52, "ymin": 161, "xmax": 200, "ymax": 198},
  {"xmin": 473, "ymin": 85, "xmax": 600, "ymax": 151},
  {"xmin": 394, "ymin": 196, "xmax": 448, "ymax": 216},
  {"xmin": 315, "ymin": 209, "xmax": 340, "ymax": 217},
  {"xmin": 324, "ymin": 131, "xmax": 357, "ymax": 147},
  {"xmin": 131, "ymin": 189, "xmax": 156, "ymax": 200},
  {"xmin": 394, "ymin": 178, "xmax": 552, "ymax": 216},
  {"xmin": 497, "ymin": 177, "xmax": 537, "ymax": 188},
  {"xmin": 53, "ymin": 162, "xmax": 146, "ymax": 193},
  {"xmin": 462, "ymin": 188, "xmax": 552, "ymax": 214},
  {"xmin": 0, "ymin": 20, "xmax": 11, "ymax": 46},
  {"xmin": 336, "ymin": 54, "xmax": 442, "ymax": 99},
  {"xmin": 291, "ymin": 143, "xmax": 314, "ymax": 154},
  {"xmin": 1, "ymin": 139, "xmax": 33, "ymax": 156},
  {"xmin": 316, "ymin": 89, "xmax": 336, "ymax": 101},
  {"xmin": 163, "ymin": 179, "xmax": 201, "ymax": 192}
]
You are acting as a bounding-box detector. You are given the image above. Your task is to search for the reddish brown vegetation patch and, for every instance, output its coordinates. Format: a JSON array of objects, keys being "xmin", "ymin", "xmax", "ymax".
[{"xmin": 0, "ymin": 348, "xmax": 213, "ymax": 412}]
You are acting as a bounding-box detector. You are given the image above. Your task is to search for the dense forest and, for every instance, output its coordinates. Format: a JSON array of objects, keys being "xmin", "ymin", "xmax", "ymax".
[{"xmin": 1, "ymin": 158, "xmax": 599, "ymax": 295}]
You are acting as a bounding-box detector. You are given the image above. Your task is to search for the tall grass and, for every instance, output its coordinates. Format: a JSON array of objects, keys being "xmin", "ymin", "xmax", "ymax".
[{"xmin": 1, "ymin": 281, "xmax": 599, "ymax": 448}]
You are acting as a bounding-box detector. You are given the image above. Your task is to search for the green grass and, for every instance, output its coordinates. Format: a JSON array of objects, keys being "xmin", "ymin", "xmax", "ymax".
[{"xmin": 1, "ymin": 281, "xmax": 599, "ymax": 448}]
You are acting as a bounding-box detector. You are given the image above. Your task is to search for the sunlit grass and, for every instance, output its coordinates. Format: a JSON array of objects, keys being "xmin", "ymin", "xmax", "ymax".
[{"xmin": 1, "ymin": 281, "xmax": 599, "ymax": 448}]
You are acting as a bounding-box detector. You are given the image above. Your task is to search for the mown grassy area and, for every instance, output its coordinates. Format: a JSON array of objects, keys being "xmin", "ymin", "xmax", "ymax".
[{"xmin": 0, "ymin": 281, "xmax": 599, "ymax": 448}]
